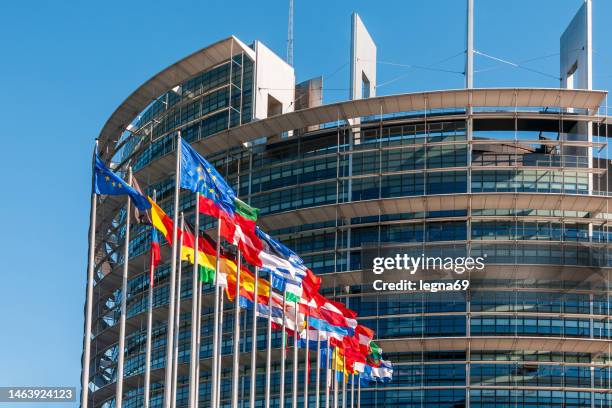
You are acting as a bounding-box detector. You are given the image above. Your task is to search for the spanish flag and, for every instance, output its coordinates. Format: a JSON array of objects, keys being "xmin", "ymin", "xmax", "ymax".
[{"xmin": 148, "ymin": 197, "xmax": 175, "ymax": 245}]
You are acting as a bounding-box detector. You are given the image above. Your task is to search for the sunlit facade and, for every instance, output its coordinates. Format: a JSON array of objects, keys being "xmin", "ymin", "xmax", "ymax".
[{"xmin": 86, "ymin": 22, "xmax": 612, "ymax": 408}]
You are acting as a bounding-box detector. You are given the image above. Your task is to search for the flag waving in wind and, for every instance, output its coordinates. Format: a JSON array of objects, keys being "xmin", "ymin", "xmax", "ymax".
[
  {"xmin": 94, "ymin": 155, "xmax": 150, "ymax": 211},
  {"xmin": 179, "ymin": 139, "xmax": 263, "ymax": 265}
]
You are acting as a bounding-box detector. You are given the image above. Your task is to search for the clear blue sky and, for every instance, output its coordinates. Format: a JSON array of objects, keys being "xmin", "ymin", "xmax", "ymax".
[{"xmin": 0, "ymin": 1, "xmax": 610, "ymax": 406}]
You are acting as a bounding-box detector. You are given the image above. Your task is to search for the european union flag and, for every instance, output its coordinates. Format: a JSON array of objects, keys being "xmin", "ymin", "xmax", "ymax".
[
  {"xmin": 179, "ymin": 139, "xmax": 235, "ymax": 215},
  {"xmin": 94, "ymin": 155, "xmax": 151, "ymax": 211}
]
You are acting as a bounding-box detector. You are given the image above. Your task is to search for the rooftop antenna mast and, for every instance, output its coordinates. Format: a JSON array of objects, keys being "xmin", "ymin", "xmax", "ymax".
[
  {"xmin": 287, "ymin": 0, "xmax": 294, "ymax": 66},
  {"xmin": 466, "ymin": 0, "xmax": 474, "ymax": 88}
]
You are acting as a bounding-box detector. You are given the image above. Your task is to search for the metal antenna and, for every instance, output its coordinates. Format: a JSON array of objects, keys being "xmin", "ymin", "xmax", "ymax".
[
  {"xmin": 287, "ymin": 0, "xmax": 294, "ymax": 66},
  {"xmin": 466, "ymin": 0, "xmax": 474, "ymax": 88}
]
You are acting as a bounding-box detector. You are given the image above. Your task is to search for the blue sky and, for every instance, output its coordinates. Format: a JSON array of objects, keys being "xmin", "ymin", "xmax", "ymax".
[{"xmin": 0, "ymin": 0, "xmax": 610, "ymax": 406}]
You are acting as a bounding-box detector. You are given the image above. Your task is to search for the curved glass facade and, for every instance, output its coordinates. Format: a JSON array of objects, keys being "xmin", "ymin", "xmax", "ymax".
[{"xmin": 88, "ymin": 55, "xmax": 612, "ymax": 408}]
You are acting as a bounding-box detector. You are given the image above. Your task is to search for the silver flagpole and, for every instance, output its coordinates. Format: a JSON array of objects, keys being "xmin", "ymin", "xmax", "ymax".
[
  {"xmin": 350, "ymin": 374, "xmax": 354, "ymax": 408},
  {"xmin": 292, "ymin": 303, "xmax": 298, "ymax": 408},
  {"xmin": 264, "ymin": 271, "xmax": 273, "ymax": 408},
  {"xmin": 333, "ymin": 349, "xmax": 338, "ymax": 408},
  {"xmin": 302, "ymin": 319, "xmax": 308, "ymax": 408},
  {"xmin": 211, "ymin": 219, "xmax": 222, "ymax": 407},
  {"xmin": 144, "ymin": 190, "xmax": 158, "ymax": 408},
  {"xmin": 194, "ymin": 271, "xmax": 203, "ymax": 408},
  {"xmin": 356, "ymin": 374, "xmax": 361, "ymax": 408},
  {"xmin": 249, "ymin": 266, "xmax": 259, "ymax": 408},
  {"xmin": 231, "ymin": 250, "xmax": 242, "ymax": 408},
  {"xmin": 216, "ymin": 288, "xmax": 225, "ymax": 404},
  {"xmin": 80, "ymin": 144, "xmax": 98, "ymax": 408},
  {"xmin": 163, "ymin": 131, "xmax": 182, "ymax": 408},
  {"xmin": 341, "ymin": 355, "xmax": 346, "ymax": 408},
  {"xmin": 315, "ymin": 331, "xmax": 321, "ymax": 408},
  {"xmin": 324, "ymin": 341, "xmax": 330, "ymax": 408},
  {"xmin": 115, "ymin": 167, "xmax": 133, "ymax": 408},
  {"xmin": 279, "ymin": 290, "xmax": 287, "ymax": 408},
  {"xmin": 189, "ymin": 193, "xmax": 200, "ymax": 408},
  {"xmin": 171, "ymin": 213, "xmax": 185, "ymax": 407}
]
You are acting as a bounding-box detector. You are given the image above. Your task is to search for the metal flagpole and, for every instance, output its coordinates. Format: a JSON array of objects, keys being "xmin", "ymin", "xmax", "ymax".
[
  {"xmin": 189, "ymin": 194, "xmax": 200, "ymax": 408},
  {"xmin": 211, "ymin": 219, "xmax": 222, "ymax": 407},
  {"xmin": 264, "ymin": 271, "xmax": 273, "ymax": 408},
  {"xmin": 292, "ymin": 303, "xmax": 299, "ymax": 408},
  {"xmin": 350, "ymin": 374, "xmax": 354, "ymax": 408},
  {"xmin": 341, "ymin": 355, "xmax": 346, "ymax": 408},
  {"xmin": 324, "ymin": 341, "xmax": 330, "ymax": 408},
  {"xmin": 216, "ymin": 288, "xmax": 225, "ymax": 404},
  {"xmin": 194, "ymin": 271, "xmax": 203, "ymax": 408},
  {"xmin": 144, "ymin": 190, "xmax": 158, "ymax": 408},
  {"xmin": 356, "ymin": 374, "xmax": 361, "ymax": 408},
  {"xmin": 302, "ymin": 319, "xmax": 309, "ymax": 408},
  {"xmin": 333, "ymin": 349, "xmax": 338, "ymax": 408},
  {"xmin": 279, "ymin": 290, "xmax": 287, "ymax": 408},
  {"xmin": 231, "ymin": 250, "xmax": 242, "ymax": 408},
  {"xmin": 315, "ymin": 331, "xmax": 321, "ymax": 408},
  {"xmin": 80, "ymin": 144, "xmax": 98, "ymax": 408},
  {"xmin": 249, "ymin": 266, "xmax": 259, "ymax": 408},
  {"xmin": 163, "ymin": 131, "xmax": 182, "ymax": 408},
  {"xmin": 171, "ymin": 213, "xmax": 185, "ymax": 407},
  {"xmin": 115, "ymin": 167, "xmax": 133, "ymax": 408}
]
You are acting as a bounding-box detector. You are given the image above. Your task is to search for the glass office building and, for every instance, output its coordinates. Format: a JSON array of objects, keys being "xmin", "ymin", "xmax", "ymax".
[{"xmin": 85, "ymin": 33, "xmax": 612, "ymax": 408}]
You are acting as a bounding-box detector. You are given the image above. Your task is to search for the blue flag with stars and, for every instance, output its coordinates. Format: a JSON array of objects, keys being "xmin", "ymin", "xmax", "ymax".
[
  {"xmin": 94, "ymin": 155, "xmax": 151, "ymax": 211},
  {"xmin": 179, "ymin": 139, "xmax": 235, "ymax": 216}
]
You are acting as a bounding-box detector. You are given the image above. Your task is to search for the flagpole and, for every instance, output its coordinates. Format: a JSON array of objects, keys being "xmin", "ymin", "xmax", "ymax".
[
  {"xmin": 279, "ymin": 289, "xmax": 287, "ymax": 408},
  {"xmin": 333, "ymin": 349, "xmax": 338, "ymax": 408},
  {"xmin": 341, "ymin": 355, "xmax": 346, "ymax": 408},
  {"xmin": 171, "ymin": 213, "xmax": 185, "ymax": 407},
  {"xmin": 164, "ymin": 130, "xmax": 182, "ymax": 408},
  {"xmin": 230, "ymin": 250, "xmax": 242, "ymax": 408},
  {"xmin": 324, "ymin": 341, "xmax": 330, "ymax": 408},
  {"xmin": 189, "ymin": 194, "xmax": 200, "ymax": 408},
  {"xmin": 249, "ymin": 265, "xmax": 259, "ymax": 408},
  {"xmin": 315, "ymin": 331, "xmax": 321, "ymax": 408},
  {"xmin": 292, "ymin": 302, "xmax": 298, "ymax": 408},
  {"xmin": 194, "ymin": 271, "xmax": 203, "ymax": 408},
  {"xmin": 80, "ymin": 144, "xmax": 98, "ymax": 408},
  {"xmin": 211, "ymin": 219, "xmax": 222, "ymax": 408},
  {"xmin": 144, "ymin": 190, "xmax": 158, "ymax": 408},
  {"xmin": 302, "ymin": 318, "xmax": 309, "ymax": 408},
  {"xmin": 264, "ymin": 271, "xmax": 273, "ymax": 408},
  {"xmin": 216, "ymin": 288, "xmax": 225, "ymax": 404},
  {"xmin": 356, "ymin": 374, "xmax": 361, "ymax": 408},
  {"xmin": 350, "ymin": 374, "xmax": 354, "ymax": 408},
  {"xmin": 115, "ymin": 167, "xmax": 133, "ymax": 408}
]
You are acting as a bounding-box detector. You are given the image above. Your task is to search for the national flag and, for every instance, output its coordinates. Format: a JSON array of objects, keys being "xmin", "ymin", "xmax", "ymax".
[
  {"xmin": 224, "ymin": 262, "xmax": 270, "ymax": 305},
  {"xmin": 338, "ymin": 335, "xmax": 367, "ymax": 373},
  {"xmin": 131, "ymin": 176, "xmax": 151, "ymax": 224},
  {"xmin": 367, "ymin": 342, "xmax": 383, "ymax": 367},
  {"xmin": 256, "ymin": 227, "xmax": 305, "ymax": 268},
  {"xmin": 180, "ymin": 224, "xmax": 217, "ymax": 284},
  {"xmin": 148, "ymin": 197, "xmax": 175, "ymax": 245},
  {"xmin": 94, "ymin": 155, "xmax": 151, "ymax": 210},
  {"xmin": 307, "ymin": 317, "xmax": 351, "ymax": 340},
  {"xmin": 332, "ymin": 346, "xmax": 349, "ymax": 383},
  {"xmin": 220, "ymin": 216, "xmax": 263, "ymax": 267},
  {"xmin": 360, "ymin": 360, "xmax": 393, "ymax": 383},
  {"xmin": 355, "ymin": 325, "xmax": 375, "ymax": 354}
]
